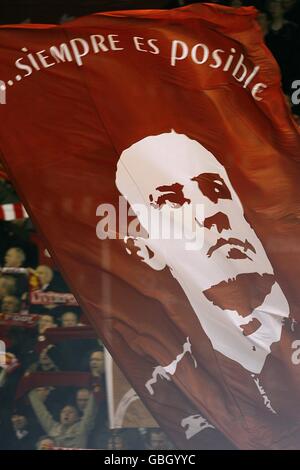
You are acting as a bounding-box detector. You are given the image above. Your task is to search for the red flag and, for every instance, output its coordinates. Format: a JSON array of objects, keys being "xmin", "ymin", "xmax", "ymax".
[{"xmin": 0, "ymin": 4, "xmax": 300, "ymax": 449}]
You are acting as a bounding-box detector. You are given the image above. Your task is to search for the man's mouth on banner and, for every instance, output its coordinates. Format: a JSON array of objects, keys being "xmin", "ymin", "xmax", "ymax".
[{"xmin": 203, "ymin": 272, "xmax": 275, "ymax": 322}]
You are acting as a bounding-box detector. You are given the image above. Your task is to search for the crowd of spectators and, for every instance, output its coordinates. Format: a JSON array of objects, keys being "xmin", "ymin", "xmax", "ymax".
[{"xmin": 0, "ymin": 0, "xmax": 299, "ymax": 451}]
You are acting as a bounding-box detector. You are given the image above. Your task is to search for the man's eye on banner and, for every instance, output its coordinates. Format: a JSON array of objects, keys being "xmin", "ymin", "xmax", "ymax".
[
  {"xmin": 191, "ymin": 173, "xmax": 232, "ymax": 204},
  {"xmin": 149, "ymin": 183, "xmax": 191, "ymax": 209},
  {"xmin": 116, "ymin": 131, "xmax": 289, "ymax": 375}
]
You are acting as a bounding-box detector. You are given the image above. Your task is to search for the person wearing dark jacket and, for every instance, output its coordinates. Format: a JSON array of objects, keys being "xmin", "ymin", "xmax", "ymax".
[{"xmin": 2, "ymin": 412, "xmax": 38, "ymax": 450}]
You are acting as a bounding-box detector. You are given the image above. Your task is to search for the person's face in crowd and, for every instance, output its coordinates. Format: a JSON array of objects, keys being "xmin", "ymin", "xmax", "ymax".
[
  {"xmin": 61, "ymin": 311, "xmax": 78, "ymax": 327},
  {"xmin": 4, "ymin": 248, "xmax": 25, "ymax": 268},
  {"xmin": 1, "ymin": 295, "xmax": 20, "ymax": 313},
  {"xmin": 89, "ymin": 351, "xmax": 104, "ymax": 377},
  {"xmin": 76, "ymin": 388, "xmax": 91, "ymax": 412},
  {"xmin": 268, "ymin": 0, "xmax": 284, "ymax": 17},
  {"xmin": 60, "ymin": 406, "xmax": 79, "ymax": 426},
  {"xmin": 38, "ymin": 315, "xmax": 56, "ymax": 334},
  {"xmin": 39, "ymin": 350, "xmax": 56, "ymax": 371},
  {"xmin": 11, "ymin": 414, "xmax": 27, "ymax": 431},
  {"xmin": 37, "ymin": 438, "xmax": 55, "ymax": 450},
  {"xmin": 0, "ymin": 276, "xmax": 16, "ymax": 300},
  {"xmin": 36, "ymin": 265, "xmax": 54, "ymax": 287},
  {"xmin": 149, "ymin": 431, "xmax": 167, "ymax": 450}
]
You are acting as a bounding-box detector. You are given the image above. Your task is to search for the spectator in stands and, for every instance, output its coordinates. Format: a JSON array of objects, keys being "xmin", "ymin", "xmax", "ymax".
[
  {"xmin": 4, "ymin": 411, "xmax": 37, "ymax": 450},
  {"xmin": 28, "ymin": 387, "xmax": 97, "ymax": 449},
  {"xmin": 86, "ymin": 350, "xmax": 108, "ymax": 449},
  {"xmin": 145, "ymin": 429, "xmax": 173, "ymax": 450},
  {"xmin": 89, "ymin": 350, "xmax": 104, "ymax": 379},
  {"xmin": 1, "ymin": 295, "xmax": 21, "ymax": 313},
  {"xmin": 36, "ymin": 265, "xmax": 55, "ymax": 291},
  {"xmin": 38, "ymin": 314, "xmax": 57, "ymax": 340},
  {"xmin": 39, "ymin": 348, "xmax": 59, "ymax": 372},
  {"xmin": 61, "ymin": 311, "xmax": 79, "ymax": 327},
  {"xmin": 36, "ymin": 436, "xmax": 56, "ymax": 450},
  {"xmin": 76, "ymin": 388, "xmax": 91, "ymax": 414},
  {"xmin": 26, "ymin": 348, "xmax": 58, "ymax": 375},
  {"xmin": 0, "ymin": 275, "xmax": 17, "ymax": 301},
  {"xmin": 4, "ymin": 247, "xmax": 26, "ymax": 268}
]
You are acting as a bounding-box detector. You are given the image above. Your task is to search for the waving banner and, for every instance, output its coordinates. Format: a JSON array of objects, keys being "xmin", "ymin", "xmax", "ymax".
[{"xmin": 0, "ymin": 4, "xmax": 300, "ymax": 449}]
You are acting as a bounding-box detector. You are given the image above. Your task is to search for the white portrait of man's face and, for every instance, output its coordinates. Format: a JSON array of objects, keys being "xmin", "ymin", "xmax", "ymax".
[{"xmin": 116, "ymin": 131, "xmax": 289, "ymax": 374}]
